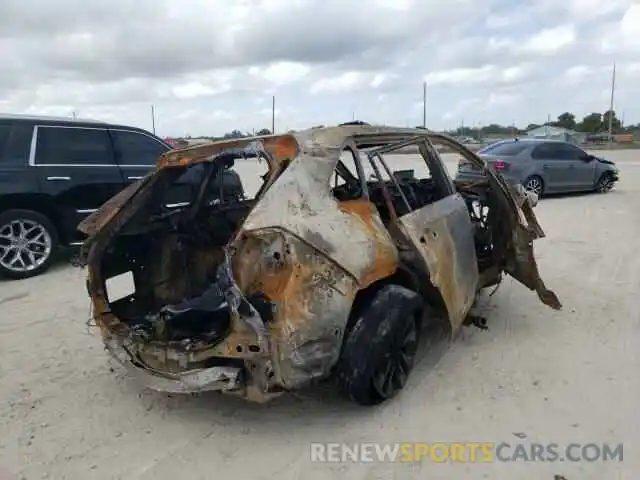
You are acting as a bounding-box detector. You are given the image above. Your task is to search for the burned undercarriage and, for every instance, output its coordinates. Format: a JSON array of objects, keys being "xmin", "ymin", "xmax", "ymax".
[{"xmin": 77, "ymin": 125, "xmax": 561, "ymax": 405}]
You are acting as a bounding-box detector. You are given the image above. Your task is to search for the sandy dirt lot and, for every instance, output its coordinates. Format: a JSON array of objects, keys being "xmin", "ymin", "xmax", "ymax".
[{"xmin": 1, "ymin": 150, "xmax": 638, "ymax": 479}]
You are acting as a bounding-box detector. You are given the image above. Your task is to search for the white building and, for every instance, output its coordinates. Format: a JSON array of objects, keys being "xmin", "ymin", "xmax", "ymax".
[{"xmin": 525, "ymin": 125, "xmax": 585, "ymax": 144}]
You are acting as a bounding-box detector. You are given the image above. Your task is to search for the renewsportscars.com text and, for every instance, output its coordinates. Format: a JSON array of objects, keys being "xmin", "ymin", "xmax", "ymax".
[{"xmin": 310, "ymin": 442, "xmax": 624, "ymax": 463}]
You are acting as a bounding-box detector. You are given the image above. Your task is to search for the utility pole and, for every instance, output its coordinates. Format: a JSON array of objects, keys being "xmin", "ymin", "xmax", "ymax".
[
  {"xmin": 422, "ymin": 81, "xmax": 427, "ymax": 128},
  {"xmin": 271, "ymin": 96, "xmax": 275, "ymax": 134},
  {"xmin": 546, "ymin": 113, "xmax": 550, "ymax": 137},
  {"xmin": 151, "ymin": 105, "xmax": 156, "ymax": 135},
  {"xmin": 607, "ymin": 62, "xmax": 616, "ymax": 150}
]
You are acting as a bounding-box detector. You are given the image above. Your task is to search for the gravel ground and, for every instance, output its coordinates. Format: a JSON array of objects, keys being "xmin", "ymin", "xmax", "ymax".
[{"xmin": 1, "ymin": 150, "xmax": 638, "ymax": 479}]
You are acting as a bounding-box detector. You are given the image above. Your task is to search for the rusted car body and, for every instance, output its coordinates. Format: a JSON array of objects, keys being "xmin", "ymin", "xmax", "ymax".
[{"xmin": 77, "ymin": 125, "xmax": 561, "ymax": 405}]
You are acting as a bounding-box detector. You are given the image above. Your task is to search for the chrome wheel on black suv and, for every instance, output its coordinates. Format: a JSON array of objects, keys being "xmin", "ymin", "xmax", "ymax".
[{"xmin": 0, "ymin": 210, "xmax": 59, "ymax": 279}]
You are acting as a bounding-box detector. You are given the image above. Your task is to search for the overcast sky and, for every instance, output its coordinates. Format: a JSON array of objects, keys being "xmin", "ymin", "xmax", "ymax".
[{"xmin": 0, "ymin": 0, "xmax": 638, "ymax": 137}]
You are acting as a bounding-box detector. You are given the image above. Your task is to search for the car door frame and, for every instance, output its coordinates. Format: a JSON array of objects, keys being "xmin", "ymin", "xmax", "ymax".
[
  {"xmin": 329, "ymin": 143, "xmax": 400, "ymax": 289},
  {"xmin": 108, "ymin": 128, "xmax": 181, "ymax": 205},
  {"xmin": 530, "ymin": 142, "xmax": 574, "ymax": 192},
  {"xmin": 30, "ymin": 124, "xmax": 127, "ymax": 243},
  {"xmin": 365, "ymin": 138, "xmax": 479, "ymax": 331},
  {"xmin": 554, "ymin": 142, "xmax": 597, "ymax": 190},
  {"xmin": 0, "ymin": 121, "xmax": 40, "ymax": 200},
  {"xmin": 109, "ymin": 128, "xmax": 167, "ymax": 182}
]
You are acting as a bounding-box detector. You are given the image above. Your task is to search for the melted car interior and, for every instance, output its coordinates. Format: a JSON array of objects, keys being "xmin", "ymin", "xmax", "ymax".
[
  {"xmin": 98, "ymin": 135, "xmax": 503, "ymax": 345},
  {"xmin": 100, "ymin": 152, "xmax": 267, "ymax": 345},
  {"xmin": 331, "ymin": 141, "xmax": 500, "ymax": 277}
]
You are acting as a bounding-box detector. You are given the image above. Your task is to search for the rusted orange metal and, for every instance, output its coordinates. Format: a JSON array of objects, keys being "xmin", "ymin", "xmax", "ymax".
[
  {"xmin": 156, "ymin": 134, "xmax": 299, "ymax": 169},
  {"xmin": 77, "ymin": 124, "xmax": 560, "ymax": 402}
]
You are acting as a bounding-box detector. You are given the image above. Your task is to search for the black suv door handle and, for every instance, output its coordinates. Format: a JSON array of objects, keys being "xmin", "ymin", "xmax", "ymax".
[{"xmin": 46, "ymin": 176, "xmax": 71, "ymax": 181}]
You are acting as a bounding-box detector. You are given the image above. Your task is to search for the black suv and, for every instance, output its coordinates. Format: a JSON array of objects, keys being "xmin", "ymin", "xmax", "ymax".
[{"xmin": 0, "ymin": 114, "xmax": 243, "ymax": 279}]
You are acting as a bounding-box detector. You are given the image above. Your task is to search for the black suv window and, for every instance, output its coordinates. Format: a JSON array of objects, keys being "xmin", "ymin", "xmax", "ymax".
[
  {"xmin": 0, "ymin": 124, "xmax": 10, "ymax": 158},
  {"xmin": 532, "ymin": 142, "xmax": 584, "ymax": 160},
  {"xmin": 35, "ymin": 127, "xmax": 114, "ymax": 166},
  {"xmin": 111, "ymin": 130, "xmax": 168, "ymax": 166},
  {"xmin": 482, "ymin": 141, "xmax": 529, "ymax": 156},
  {"xmin": 1, "ymin": 123, "xmax": 33, "ymax": 166}
]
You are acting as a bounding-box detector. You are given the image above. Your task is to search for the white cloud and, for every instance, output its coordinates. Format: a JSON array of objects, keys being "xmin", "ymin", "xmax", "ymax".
[
  {"xmin": 621, "ymin": 63, "xmax": 640, "ymax": 76},
  {"xmin": 501, "ymin": 63, "xmax": 533, "ymax": 82},
  {"xmin": 0, "ymin": 0, "xmax": 638, "ymax": 135},
  {"xmin": 370, "ymin": 73, "xmax": 388, "ymax": 88},
  {"xmin": 425, "ymin": 65, "xmax": 495, "ymax": 86},
  {"xmin": 520, "ymin": 25, "xmax": 576, "ymax": 55},
  {"xmin": 249, "ymin": 61, "xmax": 311, "ymax": 86},
  {"xmin": 424, "ymin": 63, "xmax": 533, "ymax": 87},
  {"xmin": 486, "ymin": 92, "xmax": 520, "ymax": 107},
  {"xmin": 562, "ymin": 65, "xmax": 596, "ymax": 86},
  {"xmin": 565, "ymin": 0, "xmax": 631, "ymax": 21},
  {"xmin": 309, "ymin": 71, "xmax": 363, "ymax": 94},
  {"xmin": 601, "ymin": 3, "xmax": 640, "ymax": 52},
  {"xmin": 172, "ymin": 82, "xmax": 222, "ymax": 99}
]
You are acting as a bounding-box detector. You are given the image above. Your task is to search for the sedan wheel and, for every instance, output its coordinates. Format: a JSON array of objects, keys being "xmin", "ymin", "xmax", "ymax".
[
  {"xmin": 596, "ymin": 174, "xmax": 615, "ymax": 193},
  {"xmin": 524, "ymin": 176, "xmax": 543, "ymax": 196}
]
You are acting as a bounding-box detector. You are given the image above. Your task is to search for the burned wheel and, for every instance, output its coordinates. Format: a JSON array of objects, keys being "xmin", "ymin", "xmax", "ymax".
[
  {"xmin": 371, "ymin": 315, "xmax": 418, "ymax": 399},
  {"xmin": 336, "ymin": 284, "xmax": 421, "ymax": 405}
]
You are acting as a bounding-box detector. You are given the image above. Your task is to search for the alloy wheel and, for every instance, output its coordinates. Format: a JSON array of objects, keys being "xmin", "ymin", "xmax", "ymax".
[
  {"xmin": 0, "ymin": 219, "xmax": 53, "ymax": 273},
  {"xmin": 525, "ymin": 177, "xmax": 543, "ymax": 196},
  {"xmin": 597, "ymin": 175, "xmax": 614, "ymax": 193},
  {"xmin": 372, "ymin": 317, "xmax": 418, "ymax": 398}
]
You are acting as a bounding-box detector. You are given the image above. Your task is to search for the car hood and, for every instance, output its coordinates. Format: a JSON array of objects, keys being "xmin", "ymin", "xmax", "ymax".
[{"xmin": 595, "ymin": 156, "xmax": 616, "ymax": 165}]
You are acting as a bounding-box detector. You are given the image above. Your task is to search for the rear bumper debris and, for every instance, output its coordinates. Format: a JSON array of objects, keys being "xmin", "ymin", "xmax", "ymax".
[{"xmin": 104, "ymin": 337, "xmax": 243, "ymax": 394}]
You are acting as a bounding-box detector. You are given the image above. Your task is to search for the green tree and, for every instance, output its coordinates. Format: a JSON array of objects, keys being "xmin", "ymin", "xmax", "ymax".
[
  {"xmin": 256, "ymin": 128, "xmax": 272, "ymax": 136},
  {"xmin": 483, "ymin": 124, "xmax": 509, "ymax": 135},
  {"xmin": 556, "ymin": 112, "xmax": 576, "ymax": 130},
  {"xmin": 602, "ymin": 110, "xmax": 622, "ymax": 133},
  {"xmin": 577, "ymin": 113, "xmax": 602, "ymax": 133},
  {"xmin": 223, "ymin": 129, "xmax": 246, "ymax": 139}
]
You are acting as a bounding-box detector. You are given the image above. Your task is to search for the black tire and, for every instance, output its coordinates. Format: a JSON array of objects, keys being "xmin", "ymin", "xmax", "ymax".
[
  {"xmin": 336, "ymin": 284, "xmax": 422, "ymax": 405},
  {"xmin": 0, "ymin": 209, "xmax": 59, "ymax": 279},
  {"xmin": 523, "ymin": 175, "xmax": 544, "ymax": 197},
  {"xmin": 595, "ymin": 172, "xmax": 615, "ymax": 193}
]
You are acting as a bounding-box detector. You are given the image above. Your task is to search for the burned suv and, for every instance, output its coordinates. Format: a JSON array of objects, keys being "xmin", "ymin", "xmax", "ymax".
[{"xmin": 77, "ymin": 125, "xmax": 561, "ymax": 405}]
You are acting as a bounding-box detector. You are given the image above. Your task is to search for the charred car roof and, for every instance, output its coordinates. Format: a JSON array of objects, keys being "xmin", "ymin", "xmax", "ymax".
[{"xmin": 77, "ymin": 125, "xmax": 467, "ymax": 237}]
